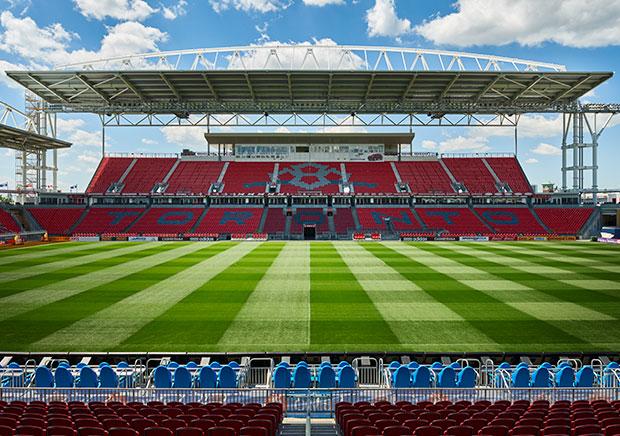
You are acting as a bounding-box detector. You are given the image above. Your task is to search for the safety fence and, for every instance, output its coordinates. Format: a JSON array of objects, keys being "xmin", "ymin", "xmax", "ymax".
[{"xmin": 1, "ymin": 388, "xmax": 619, "ymax": 418}]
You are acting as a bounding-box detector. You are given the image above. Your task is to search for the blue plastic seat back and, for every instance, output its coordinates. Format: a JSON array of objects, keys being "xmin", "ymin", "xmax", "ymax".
[
  {"xmin": 54, "ymin": 367, "xmax": 74, "ymax": 388},
  {"xmin": 388, "ymin": 361, "xmax": 401, "ymax": 370},
  {"xmin": 318, "ymin": 366, "xmax": 336, "ymax": 388},
  {"xmin": 186, "ymin": 361, "xmax": 198, "ymax": 369},
  {"xmin": 392, "ymin": 366, "xmax": 411, "ymax": 388},
  {"xmin": 575, "ymin": 366, "xmax": 595, "ymax": 388},
  {"xmin": 555, "ymin": 367, "xmax": 575, "ymax": 388},
  {"xmin": 167, "ymin": 361, "xmax": 179, "ymax": 369},
  {"xmin": 57, "ymin": 362, "xmax": 70, "ymax": 369},
  {"xmin": 531, "ymin": 367, "xmax": 551, "ymax": 388},
  {"xmin": 412, "ymin": 366, "xmax": 431, "ymax": 388},
  {"xmin": 337, "ymin": 361, "xmax": 350, "ymax": 368},
  {"xmin": 172, "ymin": 366, "xmax": 192, "ymax": 388},
  {"xmin": 407, "ymin": 361, "xmax": 419, "ymax": 370},
  {"xmin": 78, "ymin": 366, "xmax": 98, "ymax": 388},
  {"xmin": 228, "ymin": 361, "xmax": 239, "ymax": 369},
  {"xmin": 437, "ymin": 367, "xmax": 456, "ymax": 388},
  {"xmin": 76, "ymin": 362, "xmax": 88, "ymax": 369},
  {"xmin": 198, "ymin": 366, "xmax": 217, "ymax": 388},
  {"xmin": 153, "ymin": 365, "xmax": 171, "ymax": 389},
  {"xmin": 457, "ymin": 366, "xmax": 477, "ymax": 388},
  {"xmin": 210, "ymin": 361, "xmax": 221, "ymax": 369},
  {"xmin": 35, "ymin": 366, "xmax": 53, "ymax": 388},
  {"xmin": 319, "ymin": 362, "xmax": 332, "ymax": 369},
  {"xmin": 292, "ymin": 365, "xmax": 311, "ymax": 388},
  {"xmin": 98, "ymin": 362, "xmax": 109, "ymax": 368},
  {"xmin": 540, "ymin": 362, "xmax": 552, "ymax": 369},
  {"xmin": 338, "ymin": 365, "xmax": 356, "ymax": 388},
  {"xmin": 512, "ymin": 366, "xmax": 530, "ymax": 388},
  {"xmin": 431, "ymin": 362, "xmax": 443, "ymax": 371},
  {"xmin": 449, "ymin": 362, "xmax": 462, "ymax": 370},
  {"xmin": 217, "ymin": 365, "xmax": 237, "ymax": 388},
  {"xmin": 277, "ymin": 361, "xmax": 290, "ymax": 369},
  {"xmin": 272, "ymin": 366, "xmax": 291, "ymax": 389},
  {"xmin": 117, "ymin": 361, "xmax": 129, "ymax": 368},
  {"xmin": 99, "ymin": 365, "xmax": 119, "ymax": 388},
  {"xmin": 297, "ymin": 361, "xmax": 309, "ymax": 368}
]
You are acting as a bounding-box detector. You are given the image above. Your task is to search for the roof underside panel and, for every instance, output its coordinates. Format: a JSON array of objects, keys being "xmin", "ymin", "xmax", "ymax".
[
  {"xmin": 6, "ymin": 70, "xmax": 612, "ymax": 114},
  {"xmin": 0, "ymin": 123, "xmax": 72, "ymax": 151}
]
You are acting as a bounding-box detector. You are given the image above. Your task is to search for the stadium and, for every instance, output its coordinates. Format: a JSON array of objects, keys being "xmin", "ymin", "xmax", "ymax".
[{"xmin": 1, "ymin": 4, "xmax": 620, "ymax": 435}]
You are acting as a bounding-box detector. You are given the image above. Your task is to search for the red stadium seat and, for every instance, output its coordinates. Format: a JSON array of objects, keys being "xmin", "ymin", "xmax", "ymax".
[
  {"xmin": 413, "ymin": 426, "xmax": 442, "ymax": 436},
  {"xmin": 108, "ymin": 429, "xmax": 138, "ymax": 436},
  {"xmin": 444, "ymin": 426, "xmax": 474, "ymax": 436},
  {"xmin": 47, "ymin": 427, "xmax": 76, "ymax": 436},
  {"xmin": 206, "ymin": 428, "xmax": 235, "ymax": 436},
  {"xmin": 175, "ymin": 428, "xmax": 203, "ymax": 436},
  {"xmin": 143, "ymin": 428, "xmax": 172, "ymax": 436}
]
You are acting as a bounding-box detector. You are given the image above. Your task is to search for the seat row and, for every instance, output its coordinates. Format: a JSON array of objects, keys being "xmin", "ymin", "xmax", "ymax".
[
  {"xmin": 271, "ymin": 361, "xmax": 356, "ymax": 389},
  {"xmin": 152, "ymin": 362, "xmax": 241, "ymax": 389}
]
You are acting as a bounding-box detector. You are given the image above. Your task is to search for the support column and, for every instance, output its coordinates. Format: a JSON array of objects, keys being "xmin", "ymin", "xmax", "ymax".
[
  {"xmin": 572, "ymin": 112, "xmax": 579, "ymax": 190},
  {"xmin": 561, "ymin": 113, "xmax": 568, "ymax": 191}
]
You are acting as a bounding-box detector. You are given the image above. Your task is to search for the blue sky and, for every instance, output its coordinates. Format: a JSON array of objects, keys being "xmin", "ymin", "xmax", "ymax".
[{"xmin": 0, "ymin": 0, "xmax": 619, "ymax": 191}]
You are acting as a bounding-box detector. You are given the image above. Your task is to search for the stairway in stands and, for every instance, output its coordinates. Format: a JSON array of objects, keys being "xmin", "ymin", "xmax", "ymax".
[{"xmin": 281, "ymin": 420, "xmax": 337, "ymax": 436}]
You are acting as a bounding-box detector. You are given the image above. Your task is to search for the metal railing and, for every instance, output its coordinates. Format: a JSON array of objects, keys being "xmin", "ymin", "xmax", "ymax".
[{"xmin": 1, "ymin": 388, "xmax": 618, "ymax": 417}]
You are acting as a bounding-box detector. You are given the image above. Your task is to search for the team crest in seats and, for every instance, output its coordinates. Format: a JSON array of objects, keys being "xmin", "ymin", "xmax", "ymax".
[{"xmin": 277, "ymin": 163, "xmax": 342, "ymax": 190}]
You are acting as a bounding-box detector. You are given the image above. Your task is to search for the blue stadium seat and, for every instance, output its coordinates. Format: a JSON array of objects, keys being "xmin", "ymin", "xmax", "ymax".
[
  {"xmin": 437, "ymin": 367, "xmax": 456, "ymax": 388},
  {"xmin": 99, "ymin": 365, "xmax": 118, "ymax": 388},
  {"xmin": 210, "ymin": 361, "xmax": 221, "ymax": 369},
  {"xmin": 318, "ymin": 366, "xmax": 336, "ymax": 388},
  {"xmin": 431, "ymin": 362, "xmax": 443, "ymax": 371},
  {"xmin": 34, "ymin": 366, "xmax": 53, "ymax": 388},
  {"xmin": 457, "ymin": 366, "xmax": 476, "ymax": 388},
  {"xmin": 153, "ymin": 365, "xmax": 171, "ymax": 388},
  {"xmin": 98, "ymin": 362, "xmax": 110, "ymax": 368},
  {"xmin": 337, "ymin": 361, "xmax": 350, "ymax": 368},
  {"xmin": 449, "ymin": 362, "xmax": 462, "ymax": 370},
  {"xmin": 392, "ymin": 365, "xmax": 411, "ymax": 388},
  {"xmin": 530, "ymin": 367, "xmax": 551, "ymax": 388},
  {"xmin": 411, "ymin": 366, "xmax": 431, "ymax": 388},
  {"xmin": 272, "ymin": 366, "xmax": 291, "ymax": 389},
  {"xmin": 540, "ymin": 362, "xmax": 553, "ymax": 369},
  {"xmin": 297, "ymin": 361, "xmax": 309, "ymax": 367},
  {"xmin": 117, "ymin": 361, "xmax": 129, "ymax": 368},
  {"xmin": 555, "ymin": 366, "xmax": 575, "ymax": 387},
  {"xmin": 388, "ymin": 361, "xmax": 401, "ymax": 371},
  {"xmin": 167, "ymin": 361, "xmax": 179, "ymax": 369},
  {"xmin": 173, "ymin": 366, "xmax": 192, "ymax": 388},
  {"xmin": 78, "ymin": 366, "xmax": 98, "ymax": 388},
  {"xmin": 575, "ymin": 365, "xmax": 595, "ymax": 388},
  {"xmin": 217, "ymin": 365, "xmax": 237, "ymax": 388},
  {"xmin": 407, "ymin": 361, "xmax": 419, "ymax": 370},
  {"xmin": 3, "ymin": 362, "xmax": 24, "ymax": 387},
  {"xmin": 337, "ymin": 365, "xmax": 356, "ymax": 388},
  {"xmin": 57, "ymin": 362, "xmax": 70, "ymax": 369},
  {"xmin": 603, "ymin": 362, "xmax": 618, "ymax": 387},
  {"xmin": 76, "ymin": 362, "xmax": 88, "ymax": 369},
  {"xmin": 186, "ymin": 361, "xmax": 198, "ymax": 369},
  {"xmin": 511, "ymin": 366, "xmax": 530, "ymax": 388},
  {"xmin": 54, "ymin": 367, "xmax": 74, "ymax": 388},
  {"xmin": 292, "ymin": 365, "xmax": 311, "ymax": 388},
  {"xmin": 228, "ymin": 361, "xmax": 240, "ymax": 369},
  {"xmin": 198, "ymin": 366, "xmax": 217, "ymax": 388}
]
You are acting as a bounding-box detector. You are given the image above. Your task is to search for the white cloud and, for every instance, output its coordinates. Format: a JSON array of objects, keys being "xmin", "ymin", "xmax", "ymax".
[
  {"xmin": 162, "ymin": 0, "xmax": 187, "ymax": 19},
  {"xmin": 0, "ymin": 59, "xmax": 26, "ymax": 88},
  {"xmin": 525, "ymin": 158, "xmax": 539, "ymax": 164},
  {"xmin": 209, "ymin": 0, "xmax": 291, "ymax": 13},
  {"xmin": 161, "ymin": 122, "xmax": 207, "ymax": 150},
  {"xmin": 532, "ymin": 142, "xmax": 561, "ymax": 156},
  {"xmin": 57, "ymin": 118, "xmax": 101, "ymax": 147},
  {"xmin": 77, "ymin": 152, "xmax": 101, "ymax": 164},
  {"xmin": 74, "ymin": 0, "xmax": 158, "ymax": 21},
  {"xmin": 420, "ymin": 140, "xmax": 437, "ymax": 150},
  {"xmin": 0, "ymin": 12, "xmax": 167, "ymax": 67},
  {"xmin": 141, "ymin": 138, "xmax": 158, "ymax": 145},
  {"xmin": 436, "ymin": 135, "xmax": 490, "ymax": 153},
  {"xmin": 366, "ymin": 0, "xmax": 412, "ymax": 38},
  {"xmin": 303, "ymin": 0, "xmax": 344, "ymax": 6},
  {"xmin": 416, "ymin": 0, "xmax": 620, "ymax": 48}
]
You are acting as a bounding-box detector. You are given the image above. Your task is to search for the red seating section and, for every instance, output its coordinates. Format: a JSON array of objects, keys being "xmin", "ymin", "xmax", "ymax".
[
  {"xmin": 130, "ymin": 208, "xmax": 202, "ymax": 235},
  {"xmin": 290, "ymin": 208, "xmax": 329, "ymax": 234},
  {"xmin": 194, "ymin": 208, "xmax": 262, "ymax": 234},
  {"xmin": 535, "ymin": 208, "xmax": 594, "ymax": 235},
  {"xmin": 165, "ymin": 162, "xmax": 224, "ymax": 195},
  {"xmin": 442, "ymin": 158, "xmax": 498, "ymax": 194},
  {"xmin": 277, "ymin": 162, "xmax": 342, "ymax": 194},
  {"xmin": 396, "ymin": 161, "xmax": 455, "ymax": 194},
  {"xmin": 346, "ymin": 163, "xmax": 397, "ymax": 194},
  {"xmin": 222, "ymin": 163, "xmax": 274, "ymax": 194},
  {"xmin": 28, "ymin": 207, "xmax": 85, "ymax": 235},
  {"xmin": 485, "ymin": 158, "xmax": 532, "ymax": 194},
  {"xmin": 416, "ymin": 208, "xmax": 489, "ymax": 234},
  {"xmin": 263, "ymin": 208, "xmax": 286, "ymax": 234},
  {"xmin": 122, "ymin": 159, "xmax": 176, "ymax": 194},
  {"xmin": 334, "ymin": 208, "xmax": 355, "ymax": 234},
  {"xmin": 87, "ymin": 158, "xmax": 133, "ymax": 194},
  {"xmin": 0, "ymin": 401, "xmax": 282, "ymax": 436},
  {"xmin": 73, "ymin": 208, "xmax": 144, "ymax": 234},
  {"xmin": 337, "ymin": 399, "xmax": 620, "ymax": 436},
  {"xmin": 476, "ymin": 207, "xmax": 547, "ymax": 234},
  {"xmin": 357, "ymin": 208, "xmax": 421, "ymax": 231},
  {"xmin": 0, "ymin": 209, "xmax": 20, "ymax": 234}
]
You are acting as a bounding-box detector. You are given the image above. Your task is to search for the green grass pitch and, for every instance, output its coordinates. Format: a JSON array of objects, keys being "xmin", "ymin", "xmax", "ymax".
[{"xmin": 0, "ymin": 240, "xmax": 619, "ymax": 353}]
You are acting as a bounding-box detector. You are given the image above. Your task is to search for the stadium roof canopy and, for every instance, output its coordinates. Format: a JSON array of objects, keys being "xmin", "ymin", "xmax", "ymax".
[
  {"xmin": 0, "ymin": 123, "xmax": 71, "ymax": 151},
  {"xmin": 205, "ymin": 132, "xmax": 414, "ymax": 145},
  {"xmin": 6, "ymin": 70, "xmax": 611, "ymax": 115}
]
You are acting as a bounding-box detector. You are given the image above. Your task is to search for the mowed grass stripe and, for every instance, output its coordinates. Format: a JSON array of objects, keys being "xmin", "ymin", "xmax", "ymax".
[
  {"xmin": 0, "ymin": 242, "xmax": 206, "ymax": 322},
  {"xmin": 0, "ymin": 243, "xmax": 134, "ymax": 278},
  {"xmin": 310, "ymin": 243, "xmax": 400, "ymax": 350},
  {"xmin": 116, "ymin": 242, "xmax": 284, "ymax": 351},
  {"xmin": 0, "ymin": 242, "xmax": 217, "ymax": 350},
  {"xmin": 217, "ymin": 242, "xmax": 311, "ymax": 350},
  {"xmin": 33, "ymin": 242, "xmax": 250, "ymax": 351},
  {"xmin": 370, "ymin": 243, "xmax": 587, "ymax": 351},
  {"xmin": 0, "ymin": 242, "xmax": 97, "ymax": 264},
  {"xmin": 0, "ymin": 243, "xmax": 164, "ymax": 298}
]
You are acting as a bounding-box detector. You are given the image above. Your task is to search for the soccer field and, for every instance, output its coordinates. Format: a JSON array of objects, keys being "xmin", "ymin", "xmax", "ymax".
[{"xmin": 0, "ymin": 240, "xmax": 619, "ymax": 353}]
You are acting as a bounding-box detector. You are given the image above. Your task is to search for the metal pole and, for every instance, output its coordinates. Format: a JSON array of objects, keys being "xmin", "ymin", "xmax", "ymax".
[
  {"xmin": 592, "ymin": 114, "xmax": 598, "ymax": 205},
  {"xmin": 514, "ymin": 125, "xmax": 518, "ymax": 156},
  {"xmin": 53, "ymin": 113, "xmax": 57, "ymax": 190},
  {"xmin": 102, "ymin": 124, "xmax": 106, "ymax": 157},
  {"xmin": 578, "ymin": 113, "xmax": 584, "ymax": 191},
  {"xmin": 561, "ymin": 113, "xmax": 567, "ymax": 191},
  {"xmin": 572, "ymin": 112, "xmax": 579, "ymax": 191}
]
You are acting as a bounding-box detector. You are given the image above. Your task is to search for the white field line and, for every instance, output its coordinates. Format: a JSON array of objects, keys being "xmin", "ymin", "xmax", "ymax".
[
  {"xmin": 0, "ymin": 243, "xmax": 99, "ymax": 266},
  {"xmin": 217, "ymin": 242, "xmax": 311, "ymax": 346},
  {"xmin": 0, "ymin": 243, "xmax": 206, "ymax": 322},
  {"xmin": 0, "ymin": 243, "xmax": 149, "ymax": 283},
  {"xmin": 32, "ymin": 243, "xmax": 257, "ymax": 350}
]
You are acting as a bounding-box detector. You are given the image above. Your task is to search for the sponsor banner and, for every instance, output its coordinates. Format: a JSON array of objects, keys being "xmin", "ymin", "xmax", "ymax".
[
  {"xmin": 402, "ymin": 237, "xmax": 429, "ymax": 241},
  {"xmin": 459, "ymin": 236, "xmax": 489, "ymax": 242},
  {"xmin": 189, "ymin": 237, "xmax": 217, "ymax": 241},
  {"xmin": 435, "ymin": 237, "xmax": 457, "ymax": 241},
  {"xmin": 101, "ymin": 236, "xmax": 128, "ymax": 241},
  {"xmin": 70, "ymin": 236, "xmax": 100, "ymax": 242},
  {"xmin": 533, "ymin": 236, "xmax": 548, "ymax": 241},
  {"xmin": 128, "ymin": 236, "xmax": 158, "ymax": 242},
  {"xmin": 517, "ymin": 236, "xmax": 535, "ymax": 241},
  {"xmin": 160, "ymin": 237, "xmax": 184, "ymax": 241},
  {"xmin": 49, "ymin": 236, "xmax": 71, "ymax": 242},
  {"xmin": 598, "ymin": 237, "xmax": 620, "ymax": 245},
  {"xmin": 547, "ymin": 235, "xmax": 577, "ymax": 241}
]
